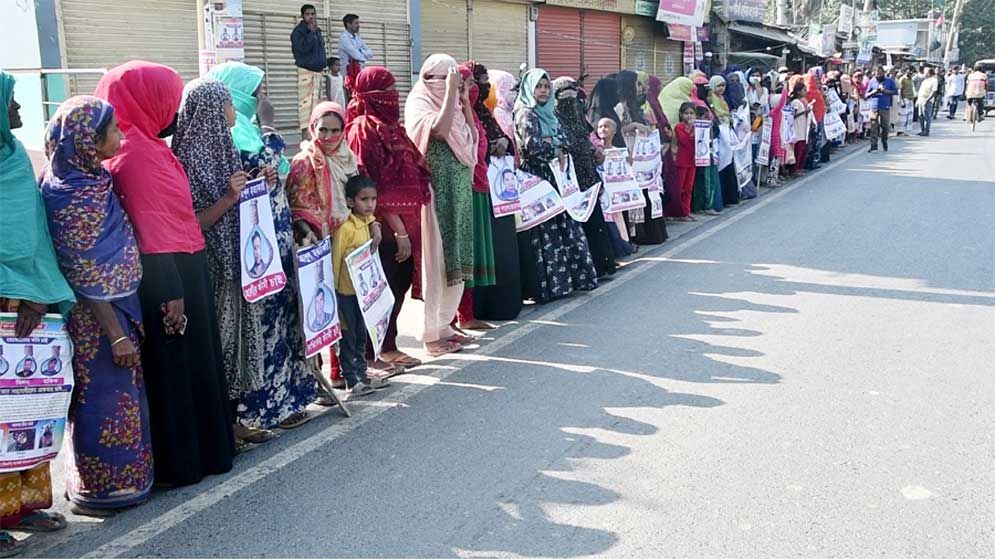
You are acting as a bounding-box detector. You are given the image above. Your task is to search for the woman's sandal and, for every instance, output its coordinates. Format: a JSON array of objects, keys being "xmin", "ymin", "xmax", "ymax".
[
  {"xmin": 386, "ymin": 353, "xmax": 422, "ymax": 369},
  {"xmin": 277, "ymin": 410, "xmax": 312, "ymax": 430},
  {"xmin": 447, "ymin": 333, "xmax": 476, "ymax": 345},
  {"xmin": 8, "ymin": 511, "xmax": 67, "ymax": 533},
  {"xmin": 0, "ymin": 532, "xmax": 24, "ymax": 559},
  {"xmin": 241, "ymin": 427, "xmax": 276, "ymax": 445},
  {"xmin": 425, "ymin": 340, "xmax": 462, "ymax": 357},
  {"xmin": 235, "ymin": 438, "xmax": 259, "ymax": 455}
]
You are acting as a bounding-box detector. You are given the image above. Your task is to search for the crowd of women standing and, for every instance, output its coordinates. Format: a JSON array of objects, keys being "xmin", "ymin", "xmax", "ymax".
[{"xmin": 0, "ymin": 56, "xmax": 877, "ymax": 555}]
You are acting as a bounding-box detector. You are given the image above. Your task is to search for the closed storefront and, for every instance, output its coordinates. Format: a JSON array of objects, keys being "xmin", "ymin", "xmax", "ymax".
[
  {"xmin": 621, "ymin": 15, "xmax": 682, "ymax": 84},
  {"xmin": 419, "ymin": 0, "xmax": 528, "ymax": 72},
  {"xmin": 59, "ymin": 0, "xmax": 199, "ymax": 95},
  {"xmin": 242, "ymin": 0, "xmax": 411, "ymax": 144},
  {"xmin": 536, "ymin": 5, "xmax": 620, "ymax": 86}
]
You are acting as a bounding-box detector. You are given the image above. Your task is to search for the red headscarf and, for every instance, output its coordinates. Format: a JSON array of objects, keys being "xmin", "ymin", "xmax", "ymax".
[
  {"xmin": 95, "ymin": 60, "xmax": 205, "ymax": 255},
  {"xmin": 344, "ymin": 66, "xmax": 432, "ymax": 298},
  {"xmin": 803, "ymin": 74, "xmax": 826, "ymax": 123},
  {"xmin": 460, "ymin": 62, "xmax": 490, "ymax": 194}
]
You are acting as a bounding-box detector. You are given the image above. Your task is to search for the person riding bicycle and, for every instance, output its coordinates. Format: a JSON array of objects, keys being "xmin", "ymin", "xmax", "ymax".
[{"xmin": 965, "ymin": 64, "xmax": 988, "ymax": 122}]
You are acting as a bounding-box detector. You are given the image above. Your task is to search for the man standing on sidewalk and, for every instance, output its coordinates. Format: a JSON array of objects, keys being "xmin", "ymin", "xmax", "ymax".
[
  {"xmin": 867, "ymin": 66, "xmax": 898, "ymax": 152},
  {"xmin": 945, "ymin": 66, "xmax": 966, "ymax": 119},
  {"xmin": 291, "ymin": 3, "xmax": 327, "ymax": 139},
  {"xmin": 338, "ymin": 14, "xmax": 373, "ymax": 87},
  {"xmin": 897, "ymin": 67, "xmax": 916, "ymax": 135},
  {"xmin": 916, "ymin": 68, "xmax": 938, "ymax": 137}
]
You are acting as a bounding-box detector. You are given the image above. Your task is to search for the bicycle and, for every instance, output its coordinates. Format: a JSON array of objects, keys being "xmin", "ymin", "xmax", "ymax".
[{"xmin": 967, "ymin": 97, "xmax": 984, "ymax": 132}]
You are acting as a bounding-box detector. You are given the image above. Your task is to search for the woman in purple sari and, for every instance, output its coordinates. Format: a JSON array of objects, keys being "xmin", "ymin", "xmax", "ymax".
[{"xmin": 39, "ymin": 96, "xmax": 152, "ymax": 516}]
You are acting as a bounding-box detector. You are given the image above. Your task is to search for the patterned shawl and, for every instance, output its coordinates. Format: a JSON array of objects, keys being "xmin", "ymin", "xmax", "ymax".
[
  {"xmin": 172, "ymin": 78, "xmax": 244, "ymax": 280},
  {"xmin": 40, "ymin": 96, "xmax": 142, "ymax": 302},
  {"xmin": 0, "ymin": 71, "xmax": 75, "ymax": 314},
  {"xmin": 488, "ymin": 69, "xmax": 517, "ymax": 141},
  {"xmin": 287, "ymin": 101, "xmax": 357, "ymax": 236}
]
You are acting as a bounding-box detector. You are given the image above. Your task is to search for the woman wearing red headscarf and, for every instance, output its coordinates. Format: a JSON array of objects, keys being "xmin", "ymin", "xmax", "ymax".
[
  {"xmin": 345, "ymin": 66, "xmax": 431, "ymax": 370},
  {"xmin": 803, "ymin": 72, "xmax": 826, "ymax": 170},
  {"xmin": 94, "ymin": 61, "xmax": 234, "ymax": 486}
]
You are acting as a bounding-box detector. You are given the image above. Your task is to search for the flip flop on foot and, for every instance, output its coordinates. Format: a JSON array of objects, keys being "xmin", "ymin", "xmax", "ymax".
[
  {"xmin": 277, "ymin": 410, "xmax": 312, "ymax": 430},
  {"xmin": 425, "ymin": 340, "xmax": 462, "ymax": 357},
  {"xmin": 447, "ymin": 333, "xmax": 476, "ymax": 345},
  {"xmin": 9, "ymin": 511, "xmax": 67, "ymax": 533},
  {"xmin": 382, "ymin": 351, "xmax": 422, "ymax": 369}
]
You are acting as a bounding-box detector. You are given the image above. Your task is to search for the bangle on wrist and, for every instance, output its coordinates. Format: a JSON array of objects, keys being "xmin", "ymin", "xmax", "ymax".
[
  {"xmin": 111, "ymin": 336, "xmax": 129, "ymax": 347},
  {"xmin": 394, "ymin": 232, "xmax": 409, "ymax": 239}
]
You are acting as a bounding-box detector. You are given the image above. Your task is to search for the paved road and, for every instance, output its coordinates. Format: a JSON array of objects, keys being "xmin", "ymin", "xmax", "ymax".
[{"xmin": 27, "ymin": 118, "xmax": 995, "ymax": 558}]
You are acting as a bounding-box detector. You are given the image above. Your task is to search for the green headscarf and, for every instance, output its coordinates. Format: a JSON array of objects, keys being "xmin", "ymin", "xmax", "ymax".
[
  {"xmin": 0, "ymin": 71, "xmax": 75, "ymax": 316},
  {"xmin": 205, "ymin": 62, "xmax": 265, "ymax": 154},
  {"xmin": 659, "ymin": 77, "xmax": 693, "ymax": 127},
  {"xmin": 515, "ymin": 69, "xmax": 560, "ymax": 145},
  {"xmin": 708, "ymin": 75, "xmax": 730, "ymax": 123}
]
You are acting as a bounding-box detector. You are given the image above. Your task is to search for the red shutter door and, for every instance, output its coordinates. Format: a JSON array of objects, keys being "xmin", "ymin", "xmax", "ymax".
[
  {"xmin": 580, "ymin": 10, "xmax": 621, "ymax": 83},
  {"xmin": 537, "ymin": 6, "xmax": 582, "ymax": 81}
]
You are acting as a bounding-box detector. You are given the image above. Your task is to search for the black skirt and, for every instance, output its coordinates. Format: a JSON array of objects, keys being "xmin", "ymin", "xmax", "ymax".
[
  {"xmin": 581, "ymin": 205, "xmax": 618, "ymax": 277},
  {"xmin": 475, "ymin": 214, "xmax": 523, "ymax": 320},
  {"xmin": 139, "ymin": 251, "xmax": 235, "ymax": 486},
  {"xmin": 719, "ymin": 164, "xmax": 740, "ymax": 206},
  {"xmin": 630, "ymin": 191, "xmax": 669, "ymax": 245}
]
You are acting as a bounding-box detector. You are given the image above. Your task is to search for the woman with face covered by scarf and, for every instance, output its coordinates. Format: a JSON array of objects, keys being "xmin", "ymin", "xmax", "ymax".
[
  {"xmin": 175, "ymin": 77, "xmax": 317, "ymax": 436},
  {"xmin": 95, "ymin": 61, "xmax": 235, "ymax": 487},
  {"xmin": 467, "ymin": 63, "xmax": 523, "ymax": 321},
  {"xmin": 691, "ymin": 76, "xmax": 724, "ymax": 215},
  {"xmin": 553, "ymin": 76, "xmax": 617, "ymax": 277},
  {"xmin": 404, "ymin": 54, "xmax": 478, "ymax": 356},
  {"xmin": 616, "ymin": 70, "xmax": 668, "ymax": 246},
  {"xmin": 515, "ymin": 69, "xmax": 598, "ymax": 303},
  {"xmin": 345, "ymin": 66, "xmax": 431, "ymax": 370},
  {"xmin": 707, "ymin": 75, "xmax": 740, "ymax": 206},
  {"xmin": 447, "ymin": 61, "xmax": 499, "ymax": 333}
]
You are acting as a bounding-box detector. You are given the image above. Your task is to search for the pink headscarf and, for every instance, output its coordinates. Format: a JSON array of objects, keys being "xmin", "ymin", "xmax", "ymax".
[
  {"xmin": 404, "ymin": 54, "xmax": 478, "ymax": 168},
  {"xmin": 95, "ymin": 60, "xmax": 205, "ymax": 255},
  {"xmin": 488, "ymin": 69, "xmax": 516, "ymax": 141}
]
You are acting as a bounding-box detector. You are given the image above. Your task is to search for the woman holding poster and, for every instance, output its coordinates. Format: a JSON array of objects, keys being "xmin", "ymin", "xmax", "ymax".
[
  {"xmin": 691, "ymin": 77, "xmax": 723, "ymax": 215},
  {"xmin": 41, "ymin": 96, "xmax": 153, "ymax": 516},
  {"xmin": 345, "ymin": 66, "xmax": 431, "ymax": 369},
  {"xmin": 552, "ymin": 76, "xmax": 616, "ymax": 278},
  {"xmin": 514, "ymin": 69, "xmax": 597, "ymax": 304},
  {"xmin": 659, "ymin": 76, "xmax": 695, "ymax": 219},
  {"xmin": 96, "ymin": 62, "xmax": 234, "ymax": 487},
  {"xmin": 0, "ymin": 70, "xmax": 75, "ymax": 553},
  {"xmin": 617, "ymin": 70, "xmax": 668, "ymax": 246},
  {"xmin": 203, "ymin": 63, "xmax": 317, "ymax": 432}
]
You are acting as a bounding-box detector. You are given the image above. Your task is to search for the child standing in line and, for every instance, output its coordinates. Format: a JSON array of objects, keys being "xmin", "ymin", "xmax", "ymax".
[
  {"xmin": 332, "ymin": 175, "xmax": 389, "ymax": 396},
  {"xmin": 673, "ymin": 102, "xmax": 698, "ymax": 222},
  {"xmin": 325, "ymin": 56, "xmax": 345, "ymax": 106}
]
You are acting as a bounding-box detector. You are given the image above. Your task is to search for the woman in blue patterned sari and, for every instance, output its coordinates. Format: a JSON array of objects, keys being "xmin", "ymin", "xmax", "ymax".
[
  {"xmin": 205, "ymin": 62, "xmax": 317, "ymax": 430},
  {"xmin": 39, "ymin": 96, "xmax": 152, "ymax": 516}
]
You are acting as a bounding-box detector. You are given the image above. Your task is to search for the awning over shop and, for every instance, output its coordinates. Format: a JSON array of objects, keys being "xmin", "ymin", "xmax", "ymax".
[
  {"xmin": 726, "ymin": 51, "xmax": 781, "ymax": 72},
  {"xmin": 727, "ymin": 22, "xmax": 797, "ymax": 46}
]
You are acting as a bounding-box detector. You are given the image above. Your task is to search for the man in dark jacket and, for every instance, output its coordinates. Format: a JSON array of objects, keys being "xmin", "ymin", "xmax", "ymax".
[{"xmin": 291, "ymin": 3, "xmax": 326, "ymax": 137}]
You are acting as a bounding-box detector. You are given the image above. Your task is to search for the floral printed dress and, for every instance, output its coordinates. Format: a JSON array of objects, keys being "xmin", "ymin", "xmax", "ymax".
[
  {"xmin": 514, "ymin": 107, "xmax": 598, "ymax": 304},
  {"xmin": 235, "ymin": 133, "xmax": 317, "ymax": 428}
]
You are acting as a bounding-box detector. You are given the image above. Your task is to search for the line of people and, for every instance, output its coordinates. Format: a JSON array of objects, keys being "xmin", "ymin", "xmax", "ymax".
[{"xmin": 1, "ymin": 55, "xmax": 937, "ymax": 555}]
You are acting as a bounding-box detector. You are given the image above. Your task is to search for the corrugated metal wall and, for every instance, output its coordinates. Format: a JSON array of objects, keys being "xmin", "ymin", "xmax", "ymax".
[
  {"xmin": 242, "ymin": 0, "xmax": 411, "ymax": 145},
  {"xmin": 59, "ymin": 0, "xmax": 199, "ymax": 95},
  {"xmin": 469, "ymin": 1, "xmax": 528, "ymax": 72},
  {"xmin": 537, "ymin": 6, "xmax": 620, "ymax": 87},
  {"xmin": 622, "ymin": 15, "xmax": 682, "ymax": 85}
]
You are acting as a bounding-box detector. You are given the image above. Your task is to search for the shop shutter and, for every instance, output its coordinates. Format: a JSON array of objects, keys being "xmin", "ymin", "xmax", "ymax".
[
  {"xmin": 621, "ymin": 15, "xmax": 682, "ymax": 85},
  {"xmin": 469, "ymin": 1, "xmax": 528, "ymax": 73},
  {"xmin": 243, "ymin": 1, "xmax": 411, "ymax": 147},
  {"xmin": 60, "ymin": 0, "xmax": 199, "ymax": 96},
  {"xmin": 580, "ymin": 10, "xmax": 621, "ymax": 83},
  {"xmin": 420, "ymin": 0, "xmax": 470, "ymax": 62},
  {"xmin": 536, "ymin": 6, "xmax": 582, "ymax": 81}
]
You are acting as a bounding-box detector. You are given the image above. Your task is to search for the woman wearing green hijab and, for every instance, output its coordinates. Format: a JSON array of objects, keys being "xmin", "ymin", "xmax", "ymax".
[
  {"xmin": 0, "ymin": 70, "xmax": 74, "ymax": 556},
  {"xmin": 514, "ymin": 69, "xmax": 597, "ymax": 304}
]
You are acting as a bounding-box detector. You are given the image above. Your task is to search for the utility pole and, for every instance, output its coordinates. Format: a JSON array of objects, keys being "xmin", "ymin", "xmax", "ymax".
[
  {"xmin": 944, "ymin": 0, "xmax": 966, "ymax": 65},
  {"xmin": 776, "ymin": 0, "xmax": 789, "ymax": 26},
  {"xmin": 863, "ymin": 0, "xmax": 874, "ymax": 11}
]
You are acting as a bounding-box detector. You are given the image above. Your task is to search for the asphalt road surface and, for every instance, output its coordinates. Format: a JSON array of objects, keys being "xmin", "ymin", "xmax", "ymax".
[{"xmin": 25, "ymin": 117, "xmax": 995, "ymax": 558}]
